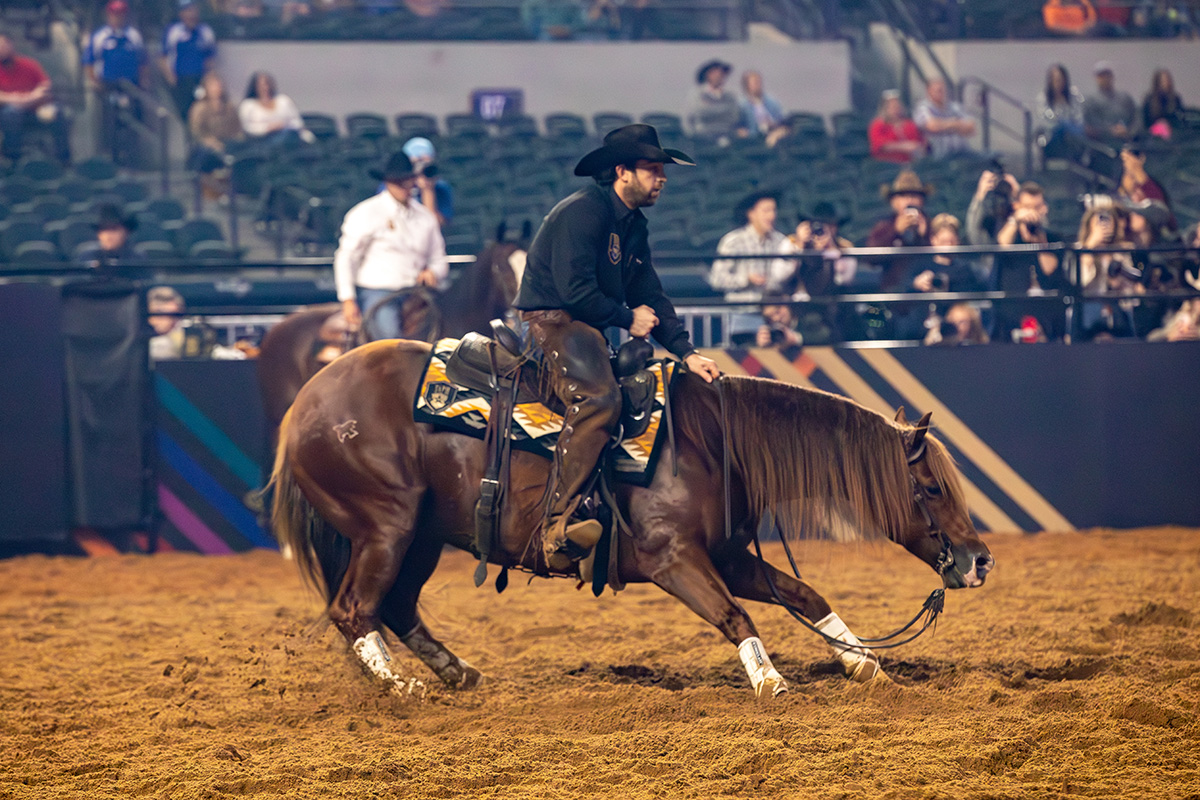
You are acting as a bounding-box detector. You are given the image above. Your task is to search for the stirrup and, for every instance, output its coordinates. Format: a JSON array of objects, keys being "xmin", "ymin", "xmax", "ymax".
[{"xmin": 546, "ymin": 519, "xmax": 603, "ymax": 571}]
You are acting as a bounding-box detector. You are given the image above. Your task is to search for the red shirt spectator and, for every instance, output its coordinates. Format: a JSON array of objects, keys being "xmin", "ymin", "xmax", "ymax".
[
  {"xmin": 0, "ymin": 33, "xmax": 69, "ymax": 163},
  {"xmin": 0, "ymin": 46, "xmax": 51, "ymax": 96},
  {"xmin": 868, "ymin": 91, "xmax": 926, "ymax": 164}
]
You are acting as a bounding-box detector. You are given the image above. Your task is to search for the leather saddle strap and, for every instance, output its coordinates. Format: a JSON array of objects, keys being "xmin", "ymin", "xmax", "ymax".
[{"xmin": 473, "ymin": 342, "xmax": 519, "ymax": 587}]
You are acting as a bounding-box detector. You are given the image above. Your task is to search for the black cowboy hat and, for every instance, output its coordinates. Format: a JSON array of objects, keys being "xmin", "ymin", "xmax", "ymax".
[
  {"xmin": 574, "ymin": 123, "xmax": 695, "ymax": 177},
  {"xmin": 696, "ymin": 59, "xmax": 732, "ymax": 84},
  {"xmin": 369, "ymin": 151, "xmax": 416, "ymax": 183},
  {"xmin": 800, "ymin": 200, "xmax": 850, "ymax": 228},
  {"xmin": 94, "ymin": 203, "xmax": 137, "ymax": 232},
  {"xmin": 733, "ymin": 189, "xmax": 778, "ymax": 222}
]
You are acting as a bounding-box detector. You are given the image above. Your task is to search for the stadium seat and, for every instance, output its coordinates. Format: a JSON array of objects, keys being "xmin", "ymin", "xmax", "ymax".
[
  {"xmin": 10, "ymin": 240, "xmax": 62, "ymax": 265},
  {"xmin": 1, "ymin": 220, "xmax": 52, "ymax": 261},
  {"xmin": 175, "ymin": 218, "xmax": 227, "ymax": 256},
  {"xmin": 301, "ymin": 113, "xmax": 340, "ymax": 140},
  {"xmin": 145, "ymin": 197, "xmax": 186, "ymax": 228},
  {"xmin": 189, "ymin": 240, "xmax": 237, "ymax": 259},
  {"xmin": 496, "ymin": 114, "xmax": 539, "ymax": 138},
  {"xmin": 0, "ymin": 177, "xmax": 38, "ymax": 205},
  {"xmin": 24, "ymin": 196, "xmax": 71, "ymax": 223},
  {"xmin": 54, "ymin": 218, "xmax": 98, "ymax": 260},
  {"xmin": 74, "ymin": 157, "xmax": 119, "ymax": 189},
  {"xmin": 641, "ymin": 112, "xmax": 685, "ymax": 140},
  {"xmin": 133, "ymin": 240, "xmax": 177, "ymax": 260},
  {"xmin": 445, "ymin": 113, "xmax": 489, "ymax": 139},
  {"xmin": 543, "ymin": 113, "xmax": 588, "ymax": 138},
  {"xmin": 593, "ymin": 112, "xmax": 633, "ymax": 135},
  {"xmin": 16, "ymin": 157, "xmax": 65, "ymax": 188},
  {"xmin": 395, "ymin": 113, "xmax": 440, "ymax": 139},
  {"xmin": 346, "ymin": 113, "xmax": 390, "ymax": 139},
  {"xmin": 112, "ymin": 180, "xmax": 149, "ymax": 205},
  {"xmin": 56, "ymin": 177, "xmax": 93, "ymax": 205}
]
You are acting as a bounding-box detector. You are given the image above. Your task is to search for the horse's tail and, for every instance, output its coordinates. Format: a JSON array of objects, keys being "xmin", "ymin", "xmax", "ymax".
[{"xmin": 268, "ymin": 407, "xmax": 350, "ymax": 605}]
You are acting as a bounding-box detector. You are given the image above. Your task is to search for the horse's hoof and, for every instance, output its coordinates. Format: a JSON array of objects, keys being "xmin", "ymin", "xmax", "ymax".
[
  {"xmin": 849, "ymin": 656, "xmax": 883, "ymax": 683},
  {"xmin": 456, "ymin": 664, "xmax": 484, "ymax": 690}
]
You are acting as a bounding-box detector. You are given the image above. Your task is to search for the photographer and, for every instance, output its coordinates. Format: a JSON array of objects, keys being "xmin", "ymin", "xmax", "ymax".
[
  {"xmin": 866, "ymin": 170, "xmax": 932, "ymax": 290},
  {"xmin": 780, "ymin": 201, "xmax": 857, "ymax": 296},
  {"xmin": 402, "ymin": 137, "xmax": 454, "ymax": 228},
  {"xmin": 966, "ymin": 164, "xmax": 1020, "ymax": 245},
  {"xmin": 894, "ymin": 213, "xmax": 983, "ymax": 339},
  {"xmin": 989, "ymin": 180, "xmax": 1067, "ymax": 341}
]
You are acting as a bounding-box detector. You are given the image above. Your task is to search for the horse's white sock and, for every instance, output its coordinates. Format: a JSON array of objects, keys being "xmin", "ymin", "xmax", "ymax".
[
  {"xmin": 352, "ymin": 632, "xmax": 426, "ymax": 698},
  {"xmin": 737, "ymin": 636, "xmax": 788, "ymax": 698},
  {"xmin": 815, "ymin": 612, "xmax": 880, "ymax": 682}
]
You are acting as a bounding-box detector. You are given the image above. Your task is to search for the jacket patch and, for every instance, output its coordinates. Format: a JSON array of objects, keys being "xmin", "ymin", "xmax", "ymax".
[{"xmin": 608, "ymin": 233, "xmax": 621, "ymax": 265}]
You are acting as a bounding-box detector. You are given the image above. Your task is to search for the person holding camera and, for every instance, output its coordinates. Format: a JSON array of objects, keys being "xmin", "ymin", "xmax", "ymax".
[
  {"xmin": 334, "ymin": 152, "xmax": 449, "ymax": 339},
  {"xmin": 401, "ymin": 137, "xmax": 454, "ymax": 228},
  {"xmin": 780, "ymin": 201, "xmax": 857, "ymax": 296},
  {"xmin": 989, "ymin": 179, "xmax": 1067, "ymax": 340},
  {"xmin": 866, "ymin": 170, "xmax": 931, "ymax": 292}
]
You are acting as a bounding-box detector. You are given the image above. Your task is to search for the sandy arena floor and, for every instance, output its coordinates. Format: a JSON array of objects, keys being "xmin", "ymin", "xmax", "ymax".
[{"xmin": 1, "ymin": 527, "xmax": 1197, "ymax": 799}]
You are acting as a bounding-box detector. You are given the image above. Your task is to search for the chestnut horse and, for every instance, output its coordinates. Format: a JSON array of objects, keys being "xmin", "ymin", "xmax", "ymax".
[{"xmin": 270, "ymin": 339, "xmax": 994, "ymax": 699}]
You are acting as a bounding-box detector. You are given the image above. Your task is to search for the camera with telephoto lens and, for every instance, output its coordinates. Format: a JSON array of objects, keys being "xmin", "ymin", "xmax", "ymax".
[
  {"xmin": 899, "ymin": 205, "xmax": 924, "ymax": 247},
  {"xmin": 810, "ymin": 221, "xmax": 825, "ymax": 237},
  {"xmin": 416, "ymin": 162, "xmax": 438, "ymax": 178},
  {"xmin": 981, "ymin": 158, "xmax": 1014, "ymax": 236}
]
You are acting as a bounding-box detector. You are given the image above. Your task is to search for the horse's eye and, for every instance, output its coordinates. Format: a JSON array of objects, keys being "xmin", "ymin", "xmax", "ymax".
[{"xmin": 925, "ymin": 484, "xmax": 943, "ymax": 498}]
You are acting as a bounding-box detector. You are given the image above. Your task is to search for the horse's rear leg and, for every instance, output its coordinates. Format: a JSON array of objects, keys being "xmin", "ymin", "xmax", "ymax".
[
  {"xmin": 379, "ymin": 536, "xmax": 483, "ymax": 690},
  {"xmin": 719, "ymin": 549, "xmax": 883, "ymax": 682},
  {"xmin": 634, "ymin": 543, "xmax": 789, "ymax": 699}
]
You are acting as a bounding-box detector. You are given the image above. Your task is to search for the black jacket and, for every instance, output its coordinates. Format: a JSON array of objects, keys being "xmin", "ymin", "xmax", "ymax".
[{"xmin": 515, "ymin": 183, "xmax": 694, "ymax": 359}]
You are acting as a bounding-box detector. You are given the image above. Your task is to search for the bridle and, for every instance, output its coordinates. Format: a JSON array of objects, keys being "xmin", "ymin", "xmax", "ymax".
[{"xmin": 906, "ymin": 441, "xmax": 957, "ymax": 579}]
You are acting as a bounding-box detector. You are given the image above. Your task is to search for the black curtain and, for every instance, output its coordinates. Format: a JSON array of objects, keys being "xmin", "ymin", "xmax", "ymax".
[
  {"xmin": 0, "ymin": 284, "xmax": 69, "ymax": 542},
  {"xmin": 61, "ymin": 281, "xmax": 154, "ymax": 531}
]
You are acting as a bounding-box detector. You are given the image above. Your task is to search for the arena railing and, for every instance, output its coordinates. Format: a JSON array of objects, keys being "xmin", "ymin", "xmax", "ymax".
[{"xmin": 1, "ymin": 244, "xmax": 1196, "ymax": 347}]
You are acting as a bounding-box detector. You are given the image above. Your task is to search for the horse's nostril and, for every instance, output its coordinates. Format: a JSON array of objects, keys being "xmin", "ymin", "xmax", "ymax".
[{"xmin": 975, "ymin": 554, "xmax": 992, "ymax": 574}]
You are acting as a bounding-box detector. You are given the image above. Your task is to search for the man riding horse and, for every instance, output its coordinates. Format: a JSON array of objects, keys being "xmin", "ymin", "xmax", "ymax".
[{"xmin": 515, "ymin": 124, "xmax": 721, "ymax": 571}]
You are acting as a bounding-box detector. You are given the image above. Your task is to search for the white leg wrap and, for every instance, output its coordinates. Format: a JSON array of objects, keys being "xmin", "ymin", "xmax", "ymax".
[
  {"xmin": 352, "ymin": 632, "xmax": 426, "ymax": 699},
  {"xmin": 814, "ymin": 612, "xmax": 881, "ymax": 682},
  {"xmin": 737, "ymin": 637, "xmax": 789, "ymax": 699}
]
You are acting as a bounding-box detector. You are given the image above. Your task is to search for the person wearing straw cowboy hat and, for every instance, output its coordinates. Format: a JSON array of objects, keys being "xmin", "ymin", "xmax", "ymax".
[
  {"xmin": 333, "ymin": 151, "xmax": 448, "ymax": 339},
  {"xmin": 515, "ymin": 123, "xmax": 720, "ymax": 571}
]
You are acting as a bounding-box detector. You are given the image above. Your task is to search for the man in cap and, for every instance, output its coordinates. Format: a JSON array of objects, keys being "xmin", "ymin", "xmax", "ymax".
[
  {"xmin": 80, "ymin": 203, "xmax": 141, "ymax": 266},
  {"xmin": 83, "ymin": 0, "xmax": 148, "ymax": 162},
  {"xmin": 684, "ymin": 59, "xmax": 740, "ymax": 142},
  {"xmin": 334, "ymin": 152, "xmax": 449, "ymax": 340},
  {"xmin": 160, "ymin": 0, "xmax": 216, "ymax": 121},
  {"xmin": 401, "ymin": 136, "xmax": 454, "ymax": 227},
  {"xmin": 1083, "ymin": 61, "xmax": 1135, "ymax": 142},
  {"xmin": 710, "ymin": 190, "xmax": 793, "ymax": 339},
  {"xmin": 515, "ymin": 123, "xmax": 720, "ymax": 571}
]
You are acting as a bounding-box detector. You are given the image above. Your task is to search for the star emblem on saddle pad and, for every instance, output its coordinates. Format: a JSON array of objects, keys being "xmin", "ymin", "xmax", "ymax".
[
  {"xmin": 333, "ymin": 419, "xmax": 359, "ymax": 442},
  {"xmin": 424, "ymin": 382, "xmax": 457, "ymax": 412}
]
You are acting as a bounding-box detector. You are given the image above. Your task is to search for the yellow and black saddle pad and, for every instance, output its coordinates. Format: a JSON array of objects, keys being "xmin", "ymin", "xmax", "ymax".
[{"xmin": 413, "ymin": 337, "xmax": 677, "ymax": 487}]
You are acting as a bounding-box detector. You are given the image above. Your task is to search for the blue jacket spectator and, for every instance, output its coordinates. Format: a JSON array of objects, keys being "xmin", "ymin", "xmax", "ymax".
[
  {"xmin": 738, "ymin": 70, "xmax": 787, "ymax": 146},
  {"xmin": 161, "ymin": 1, "xmax": 216, "ymax": 120},
  {"xmin": 83, "ymin": 0, "xmax": 147, "ymax": 89}
]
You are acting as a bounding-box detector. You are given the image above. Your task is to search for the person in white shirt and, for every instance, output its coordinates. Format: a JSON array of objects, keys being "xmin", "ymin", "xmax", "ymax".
[
  {"xmin": 237, "ymin": 70, "xmax": 307, "ymax": 144},
  {"xmin": 709, "ymin": 190, "xmax": 794, "ymax": 339},
  {"xmin": 334, "ymin": 152, "xmax": 449, "ymax": 340}
]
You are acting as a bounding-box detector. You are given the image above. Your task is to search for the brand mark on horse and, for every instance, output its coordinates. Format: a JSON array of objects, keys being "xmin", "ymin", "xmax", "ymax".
[{"xmin": 333, "ymin": 419, "xmax": 359, "ymax": 442}]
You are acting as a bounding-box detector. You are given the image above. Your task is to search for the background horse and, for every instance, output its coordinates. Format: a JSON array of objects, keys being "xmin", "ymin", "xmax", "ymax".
[
  {"xmin": 256, "ymin": 238, "xmax": 524, "ymax": 446},
  {"xmin": 270, "ymin": 339, "xmax": 994, "ymax": 699}
]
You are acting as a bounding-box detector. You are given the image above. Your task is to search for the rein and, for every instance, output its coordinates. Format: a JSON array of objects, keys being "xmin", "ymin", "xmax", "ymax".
[{"xmin": 714, "ymin": 376, "xmax": 947, "ymax": 652}]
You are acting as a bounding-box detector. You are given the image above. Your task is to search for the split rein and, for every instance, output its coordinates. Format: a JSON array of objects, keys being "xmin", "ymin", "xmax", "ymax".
[{"xmin": 715, "ymin": 378, "xmax": 948, "ymax": 654}]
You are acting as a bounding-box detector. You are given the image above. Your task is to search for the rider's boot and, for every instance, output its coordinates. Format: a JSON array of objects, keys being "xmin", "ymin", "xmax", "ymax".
[{"xmin": 543, "ymin": 497, "xmax": 603, "ymax": 572}]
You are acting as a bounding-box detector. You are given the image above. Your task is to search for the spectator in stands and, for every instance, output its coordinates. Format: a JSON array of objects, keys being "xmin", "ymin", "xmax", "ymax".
[
  {"xmin": 754, "ymin": 304, "xmax": 803, "ymax": 348},
  {"xmin": 238, "ymin": 71, "xmax": 308, "ymax": 146},
  {"xmin": 161, "ymin": 1, "xmax": 216, "ymax": 122},
  {"xmin": 187, "ymin": 73, "xmax": 242, "ymax": 201},
  {"xmin": 710, "ymin": 190, "xmax": 792, "ymax": 339},
  {"xmin": 924, "ymin": 302, "xmax": 989, "ymax": 346},
  {"xmin": 86, "ymin": 204, "xmax": 141, "ymax": 265},
  {"xmin": 0, "ymin": 34, "xmax": 71, "ymax": 164},
  {"xmin": 893, "ymin": 213, "xmax": 983, "ymax": 339},
  {"xmin": 913, "ymin": 79, "xmax": 976, "ymax": 159},
  {"xmin": 989, "ymin": 180, "xmax": 1066, "ymax": 340},
  {"xmin": 869, "ymin": 89, "xmax": 925, "ymax": 164},
  {"xmin": 1147, "ymin": 297, "xmax": 1200, "ymax": 342},
  {"xmin": 1035, "ymin": 64, "xmax": 1085, "ymax": 160},
  {"xmin": 685, "ymin": 59, "xmax": 740, "ymax": 143},
  {"xmin": 521, "ymin": 0, "xmax": 585, "ymax": 40},
  {"xmin": 1116, "ymin": 141, "xmax": 1170, "ymax": 208},
  {"xmin": 867, "ymin": 170, "xmax": 930, "ymax": 292},
  {"xmin": 83, "ymin": 0, "xmax": 149, "ymax": 163},
  {"xmin": 780, "ymin": 201, "xmax": 856, "ymax": 297},
  {"xmin": 334, "ymin": 152, "xmax": 449, "ymax": 339},
  {"xmin": 401, "ymin": 136, "xmax": 454, "ymax": 227},
  {"xmin": 1142, "ymin": 69, "xmax": 1185, "ymax": 139},
  {"xmin": 738, "ymin": 70, "xmax": 788, "ymax": 147},
  {"xmin": 147, "ymin": 286, "xmax": 188, "ymax": 361},
  {"xmin": 1042, "ymin": 0, "xmax": 1097, "ymax": 35},
  {"xmin": 1077, "ymin": 203, "xmax": 1135, "ymax": 289},
  {"xmin": 1083, "ymin": 61, "xmax": 1135, "ymax": 142}
]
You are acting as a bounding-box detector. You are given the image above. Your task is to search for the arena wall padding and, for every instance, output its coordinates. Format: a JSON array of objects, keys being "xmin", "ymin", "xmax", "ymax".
[
  {"xmin": 0, "ymin": 284, "xmax": 69, "ymax": 543},
  {"xmin": 60, "ymin": 282, "xmax": 154, "ymax": 531}
]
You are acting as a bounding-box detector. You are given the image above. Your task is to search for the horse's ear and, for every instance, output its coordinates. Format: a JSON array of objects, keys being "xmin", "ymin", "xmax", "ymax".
[
  {"xmin": 894, "ymin": 406, "xmax": 908, "ymax": 425},
  {"xmin": 907, "ymin": 411, "xmax": 932, "ymax": 463},
  {"xmin": 915, "ymin": 411, "xmax": 932, "ymax": 431},
  {"xmin": 521, "ymin": 219, "xmax": 532, "ymax": 242},
  {"xmin": 494, "ymin": 220, "xmax": 507, "ymax": 243}
]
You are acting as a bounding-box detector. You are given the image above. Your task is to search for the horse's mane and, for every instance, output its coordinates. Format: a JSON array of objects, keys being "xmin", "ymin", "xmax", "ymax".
[{"xmin": 672, "ymin": 374, "xmax": 963, "ymax": 542}]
